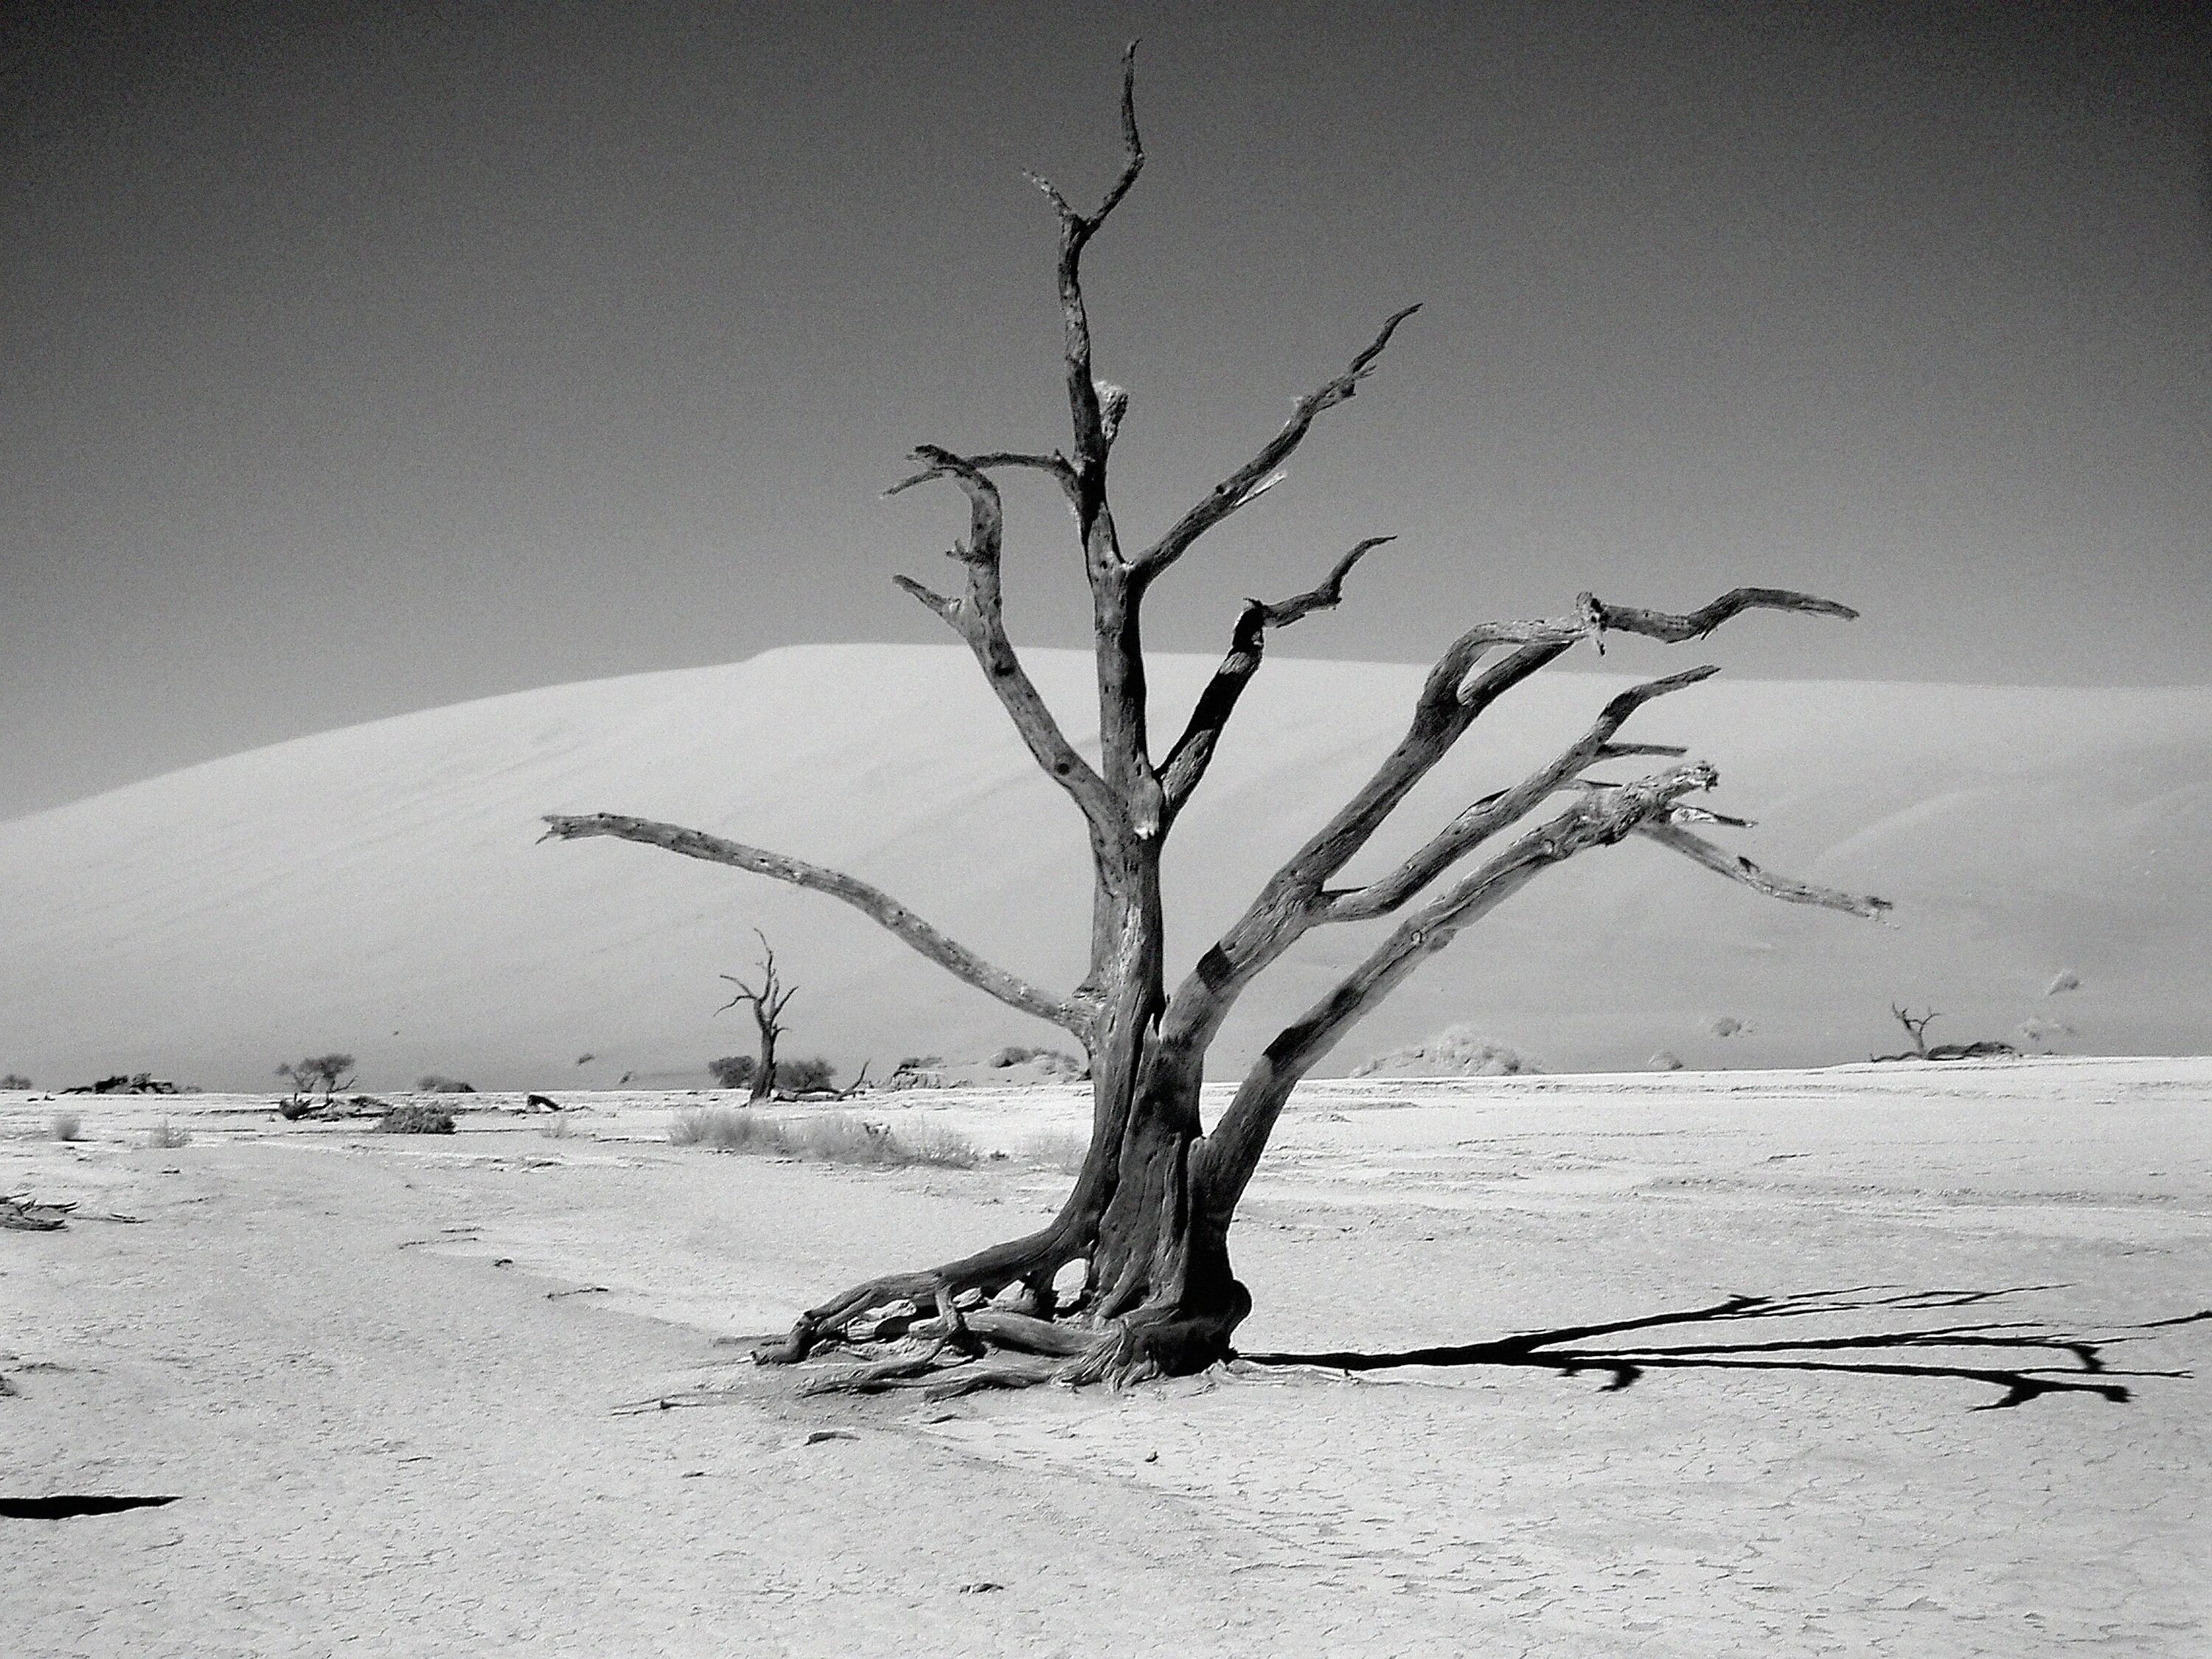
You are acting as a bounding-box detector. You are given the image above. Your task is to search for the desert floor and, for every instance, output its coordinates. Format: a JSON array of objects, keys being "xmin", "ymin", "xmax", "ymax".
[{"xmin": 4, "ymin": 1057, "xmax": 2207, "ymax": 1657}]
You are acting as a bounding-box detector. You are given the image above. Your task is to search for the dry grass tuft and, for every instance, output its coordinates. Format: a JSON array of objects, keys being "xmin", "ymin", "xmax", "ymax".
[
  {"xmin": 1021, "ymin": 1129, "xmax": 1091, "ymax": 1174},
  {"xmin": 667, "ymin": 1107, "xmax": 978, "ymax": 1169},
  {"xmin": 49, "ymin": 1111, "xmax": 83, "ymax": 1143},
  {"xmin": 144, "ymin": 1119, "xmax": 192, "ymax": 1150},
  {"xmin": 377, "ymin": 1104, "xmax": 456, "ymax": 1135}
]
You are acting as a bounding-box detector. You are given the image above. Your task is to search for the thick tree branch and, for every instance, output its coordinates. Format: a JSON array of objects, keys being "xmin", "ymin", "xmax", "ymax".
[
  {"xmin": 1323, "ymin": 664, "xmax": 1721, "ymax": 922},
  {"xmin": 1158, "ymin": 585, "xmax": 1860, "ymax": 1055},
  {"xmin": 888, "ymin": 449, "xmax": 1078, "ymax": 507},
  {"xmin": 1198, "ymin": 770, "xmax": 1719, "ymax": 1212},
  {"xmin": 1158, "ymin": 536, "xmax": 1394, "ymax": 816},
  {"xmin": 1133, "ymin": 305, "xmax": 1420, "ymax": 585},
  {"xmin": 540, "ymin": 813, "xmax": 1091, "ymax": 1036},
  {"xmin": 1579, "ymin": 587, "xmax": 1859, "ymax": 647},
  {"xmin": 1637, "ymin": 823, "xmax": 1892, "ymax": 918},
  {"xmin": 891, "ymin": 445, "xmax": 1118, "ymax": 828},
  {"xmin": 1197, "ymin": 765, "xmax": 1890, "ymax": 1213}
]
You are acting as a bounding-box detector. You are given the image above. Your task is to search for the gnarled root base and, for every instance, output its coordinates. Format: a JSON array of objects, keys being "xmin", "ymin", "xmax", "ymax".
[{"xmin": 759, "ymin": 1257, "xmax": 1251, "ymax": 1399}]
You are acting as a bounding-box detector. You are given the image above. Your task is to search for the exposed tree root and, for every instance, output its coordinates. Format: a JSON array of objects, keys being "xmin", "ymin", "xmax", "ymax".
[{"xmin": 761, "ymin": 1232, "xmax": 1253, "ymax": 1397}]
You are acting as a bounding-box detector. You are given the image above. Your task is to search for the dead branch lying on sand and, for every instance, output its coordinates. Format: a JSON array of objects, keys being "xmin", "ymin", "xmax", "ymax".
[{"xmin": 2, "ymin": 1194, "xmax": 76, "ymax": 1231}]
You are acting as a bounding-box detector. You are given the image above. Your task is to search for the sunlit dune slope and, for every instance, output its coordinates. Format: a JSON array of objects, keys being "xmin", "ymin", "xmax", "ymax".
[{"xmin": 4, "ymin": 644, "xmax": 2205, "ymax": 1090}]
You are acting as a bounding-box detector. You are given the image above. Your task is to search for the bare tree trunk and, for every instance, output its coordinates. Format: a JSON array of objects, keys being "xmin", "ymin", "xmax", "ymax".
[{"xmin": 751, "ymin": 1015, "xmax": 776, "ymax": 1103}]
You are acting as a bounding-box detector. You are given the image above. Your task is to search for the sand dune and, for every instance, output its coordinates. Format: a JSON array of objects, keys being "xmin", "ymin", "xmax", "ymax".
[{"xmin": 3, "ymin": 644, "xmax": 2206, "ymax": 1091}]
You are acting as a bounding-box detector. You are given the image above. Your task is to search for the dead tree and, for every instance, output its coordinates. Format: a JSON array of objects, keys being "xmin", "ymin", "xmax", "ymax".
[
  {"xmin": 543, "ymin": 48, "xmax": 1890, "ymax": 1392},
  {"xmin": 717, "ymin": 932, "xmax": 798, "ymax": 1102},
  {"xmin": 1891, "ymin": 1004, "xmax": 1940, "ymax": 1057}
]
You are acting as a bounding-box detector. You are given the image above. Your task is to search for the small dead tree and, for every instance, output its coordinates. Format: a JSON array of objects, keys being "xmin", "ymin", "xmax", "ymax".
[
  {"xmin": 1891, "ymin": 1004, "xmax": 1940, "ymax": 1058},
  {"xmin": 277, "ymin": 1053, "xmax": 355, "ymax": 1107},
  {"xmin": 717, "ymin": 932, "xmax": 799, "ymax": 1102},
  {"xmin": 544, "ymin": 49, "xmax": 1890, "ymax": 1392}
]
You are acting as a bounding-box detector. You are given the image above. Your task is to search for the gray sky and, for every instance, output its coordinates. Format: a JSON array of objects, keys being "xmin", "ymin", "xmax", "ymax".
[{"xmin": 4, "ymin": 0, "xmax": 2208, "ymax": 819}]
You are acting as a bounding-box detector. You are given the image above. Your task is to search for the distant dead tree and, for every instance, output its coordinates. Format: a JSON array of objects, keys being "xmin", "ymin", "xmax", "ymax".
[
  {"xmin": 716, "ymin": 932, "xmax": 799, "ymax": 1102},
  {"xmin": 543, "ymin": 48, "xmax": 1888, "ymax": 1392},
  {"xmin": 277, "ymin": 1053, "xmax": 355, "ymax": 1107},
  {"xmin": 1874, "ymin": 1003, "xmax": 2018, "ymax": 1064},
  {"xmin": 1891, "ymin": 1004, "xmax": 1940, "ymax": 1058}
]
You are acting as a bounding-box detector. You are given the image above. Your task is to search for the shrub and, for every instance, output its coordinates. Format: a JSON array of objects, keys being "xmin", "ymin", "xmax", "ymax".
[
  {"xmin": 669, "ymin": 1105, "xmax": 782, "ymax": 1150},
  {"xmin": 667, "ymin": 1108, "xmax": 975, "ymax": 1169},
  {"xmin": 49, "ymin": 1111, "xmax": 82, "ymax": 1142},
  {"xmin": 1, "ymin": 1074, "xmax": 32, "ymax": 1091},
  {"xmin": 778, "ymin": 1057, "xmax": 837, "ymax": 1094},
  {"xmin": 1022, "ymin": 1129, "xmax": 1090, "ymax": 1174},
  {"xmin": 377, "ymin": 1105, "xmax": 456, "ymax": 1135},
  {"xmin": 707, "ymin": 1055, "xmax": 757, "ymax": 1091},
  {"xmin": 1352, "ymin": 1026, "xmax": 1540, "ymax": 1078},
  {"xmin": 416, "ymin": 1074, "xmax": 476, "ymax": 1093},
  {"xmin": 145, "ymin": 1119, "xmax": 192, "ymax": 1150}
]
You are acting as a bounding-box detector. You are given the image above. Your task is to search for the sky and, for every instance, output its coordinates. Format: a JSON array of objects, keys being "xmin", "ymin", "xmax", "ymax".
[{"xmin": 4, "ymin": 0, "xmax": 2208, "ymax": 819}]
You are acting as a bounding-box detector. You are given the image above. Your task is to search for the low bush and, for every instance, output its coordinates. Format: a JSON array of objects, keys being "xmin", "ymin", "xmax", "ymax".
[
  {"xmin": 377, "ymin": 1104, "xmax": 456, "ymax": 1135},
  {"xmin": 416, "ymin": 1074, "xmax": 476, "ymax": 1093},
  {"xmin": 777, "ymin": 1057, "xmax": 837, "ymax": 1094},
  {"xmin": 1352, "ymin": 1026, "xmax": 1540, "ymax": 1078},
  {"xmin": 667, "ymin": 1108, "xmax": 976, "ymax": 1169},
  {"xmin": 49, "ymin": 1111, "xmax": 83, "ymax": 1142},
  {"xmin": 145, "ymin": 1119, "xmax": 192, "ymax": 1150},
  {"xmin": 706, "ymin": 1055, "xmax": 757, "ymax": 1091}
]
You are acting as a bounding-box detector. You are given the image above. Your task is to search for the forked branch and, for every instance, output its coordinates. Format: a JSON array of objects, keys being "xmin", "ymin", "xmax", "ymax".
[
  {"xmin": 1025, "ymin": 41, "xmax": 1145, "ymax": 478},
  {"xmin": 1198, "ymin": 765, "xmax": 1889, "ymax": 1212},
  {"xmin": 1158, "ymin": 587, "xmax": 1860, "ymax": 1054},
  {"xmin": 889, "ymin": 445, "xmax": 1116, "ymax": 828},
  {"xmin": 1324, "ymin": 664, "xmax": 1722, "ymax": 921},
  {"xmin": 886, "ymin": 448, "xmax": 1078, "ymax": 507},
  {"xmin": 1134, "ymin": 305, "xmax": 1421, "ymax": 584},
  {"xmin": 1158, "ymin": 536, "xmax": 1394, "ymax": 815},
  {"xmin": 540, "ymin": 813, "xmax": 1091, "ymax": 1037}
]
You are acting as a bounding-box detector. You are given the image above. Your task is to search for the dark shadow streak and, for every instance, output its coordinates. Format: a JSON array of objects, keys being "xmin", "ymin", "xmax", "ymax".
[
  {"xmin": 1236, "ymin": 1287, "xmax": 2210, "ymax": 1411},
  {"xmin": 1, "ymin": 1495, "xmax": 183, "ymax": 1519}
]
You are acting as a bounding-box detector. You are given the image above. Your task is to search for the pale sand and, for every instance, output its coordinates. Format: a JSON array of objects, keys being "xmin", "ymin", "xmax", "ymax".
[
  {"xmin": 6, "ymin": 645, "xmax": 2208, "ymax": 1089},
  {"xmin": 4, "ymin": 1056, "xmax": 2207, "ymax": 1656}
]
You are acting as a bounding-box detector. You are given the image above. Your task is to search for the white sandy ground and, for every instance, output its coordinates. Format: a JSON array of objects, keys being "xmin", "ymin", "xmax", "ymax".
[{"xmin": 3, "ymin": 1056, "xmax": 2208, "ymax": 1657}]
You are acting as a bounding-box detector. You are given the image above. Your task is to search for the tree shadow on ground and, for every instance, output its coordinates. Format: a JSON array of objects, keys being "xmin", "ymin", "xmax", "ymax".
[{"xmin": 1236, "ymin": 1287, "xmax": 2210, "ymax": 1410}]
